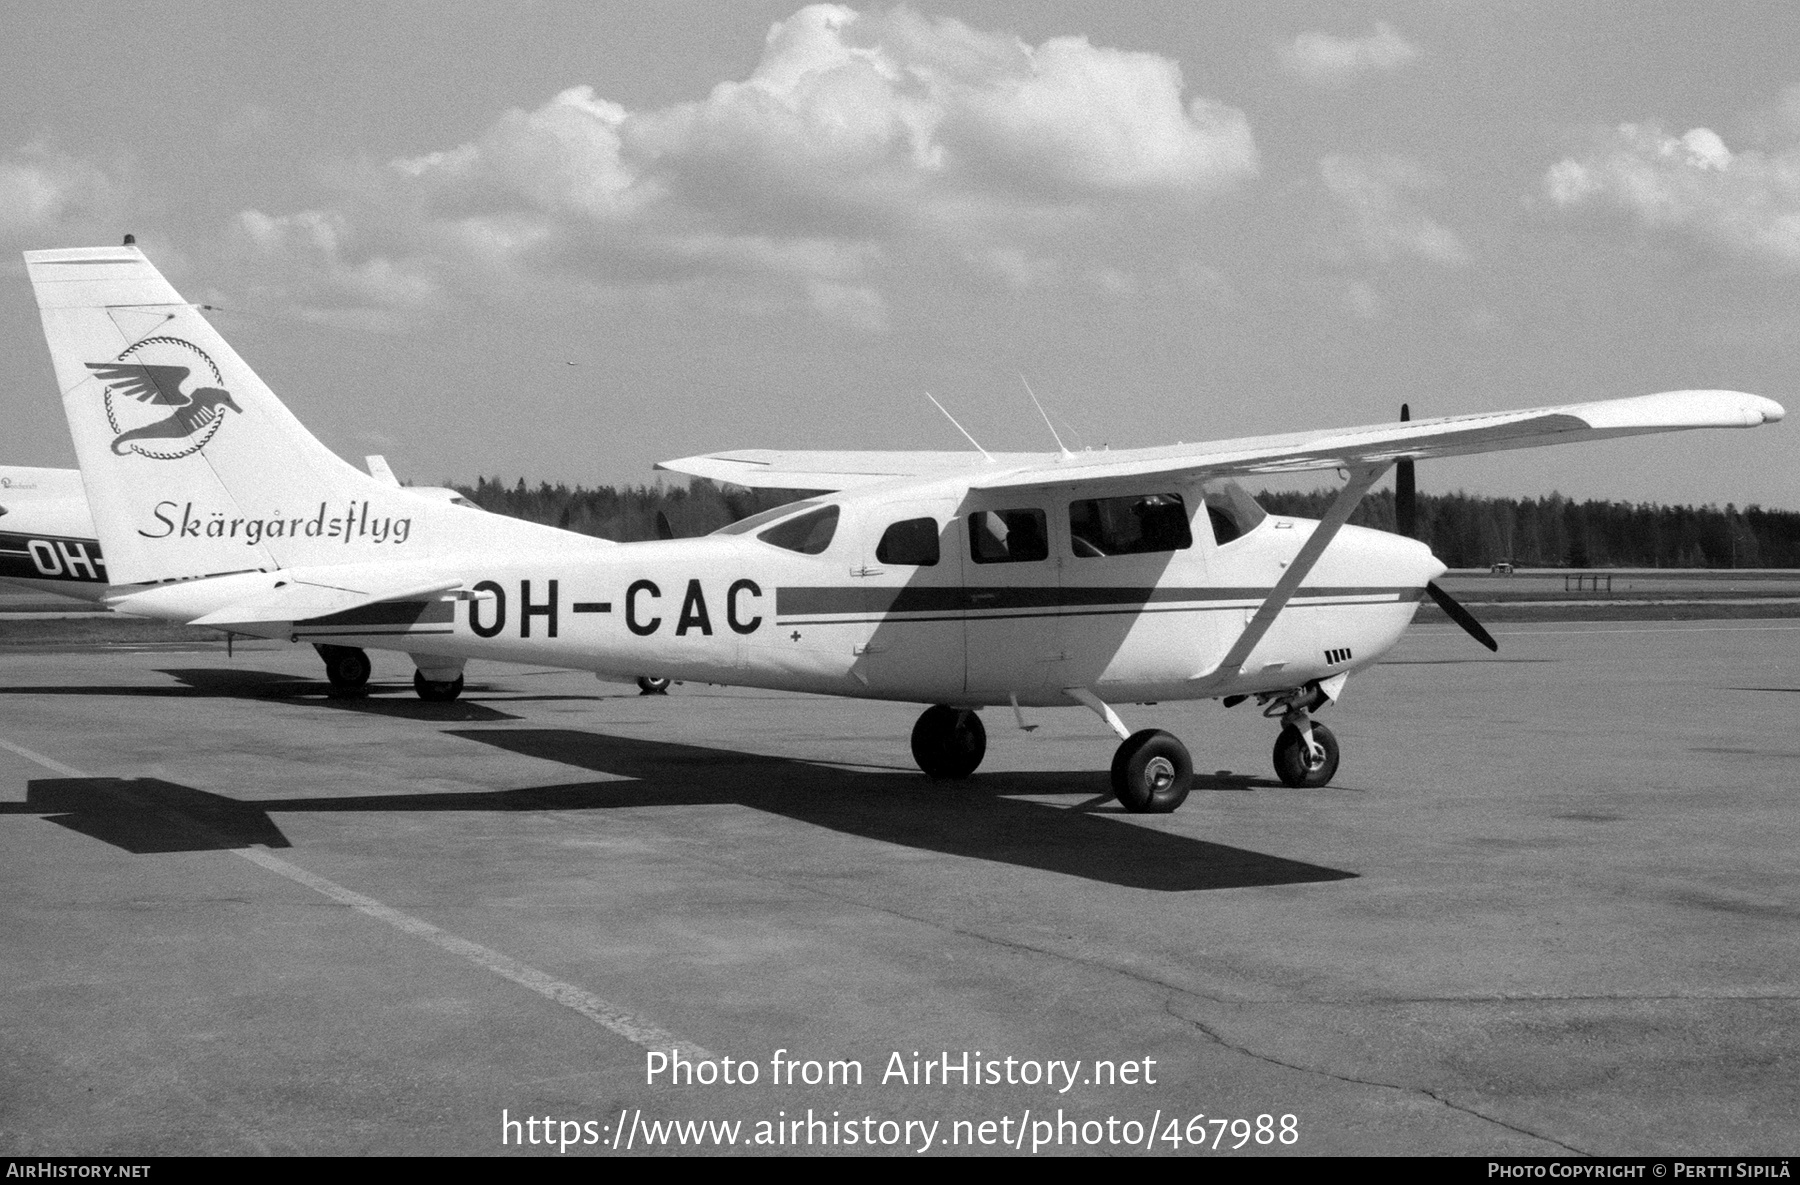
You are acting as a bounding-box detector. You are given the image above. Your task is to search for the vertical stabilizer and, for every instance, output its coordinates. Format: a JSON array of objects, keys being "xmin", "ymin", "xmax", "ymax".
[{"xmin": 25, "ymin": 246, "xmax": 435, "ymax": 584}]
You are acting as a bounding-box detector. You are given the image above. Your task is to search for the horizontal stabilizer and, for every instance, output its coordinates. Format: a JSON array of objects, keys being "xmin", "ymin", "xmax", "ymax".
[{"xmin": 183, "ymin": 572, "xmax": 464, "ymax": 628}]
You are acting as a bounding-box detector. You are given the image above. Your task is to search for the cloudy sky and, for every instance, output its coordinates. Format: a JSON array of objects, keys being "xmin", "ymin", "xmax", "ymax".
[{"xmin": 2, "ymin": 0, "xmax": 1797, "ymax": 507}]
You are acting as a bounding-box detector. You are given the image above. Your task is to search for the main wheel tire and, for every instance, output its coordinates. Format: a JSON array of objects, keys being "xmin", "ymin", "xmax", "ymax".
[
  {"xmin": 909, "ymin": 705, "xmax": 987, "ymax": 779},
  {"xmin": 414, "ymin": 670, "xmax": 464, "ymax": 702},
  {"xmin": 1273, "ymin": 722, "xmax": 1339, "ymax": 788},
  {"xmin": 317, "ymin": 645, "xmax": 372, "ymax": 691},
  {"xmin": 1110, "ymin": 729, "xmax": 1193, "ymax": 813},
  {"xmin": 637, "ymin": 676, "xmax": 671, "ymax": 695}
]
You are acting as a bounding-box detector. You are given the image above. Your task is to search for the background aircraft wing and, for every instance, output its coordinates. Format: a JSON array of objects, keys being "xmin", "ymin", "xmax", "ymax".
[
  {"xmin": 964, "ymin": 389, "xmax": 1784, "ymax": 492},
  {"xmin": 654, "ymin": 448, "xmax": 1050, "ymax": 490}
]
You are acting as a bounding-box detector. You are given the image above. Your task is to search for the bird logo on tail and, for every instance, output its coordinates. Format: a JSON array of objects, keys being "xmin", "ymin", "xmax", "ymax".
[{"xmin": 86, "ymin": 337, "xmax": 241, "ymax": 460}]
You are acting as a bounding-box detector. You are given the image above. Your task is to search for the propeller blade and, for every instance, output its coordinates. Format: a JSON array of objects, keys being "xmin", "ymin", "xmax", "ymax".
[
  {"xmin": 655, "ymin": 510, "xmax": 675, "ymax": 541},
  {"xmin": 1426, "ymin": 581, "xmax": 1498, "ymax": 651},
  {"xmin": 1395, "ymin": 402, "xmax": 1416, "ymax": 538}
]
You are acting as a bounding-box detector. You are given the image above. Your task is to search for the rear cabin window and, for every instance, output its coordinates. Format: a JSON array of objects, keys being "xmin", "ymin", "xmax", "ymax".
[
  {"xmin": 876, "ymin": 517, "xmax": 940, "ymax": 566},
  {"xmin": 1067, "ymin": 493, "xmax": 1192, "ymax": 558},
  {"xmin": 757, "ymin": 504, "xmax": 839, "ymax": 554},
  {"xmin": 969, "ymin": 508, "xmax": 1048, "ymax": 564},
  {"xmin": 713, "ymin": 499, "xmax": 821, "ymax": 535}
]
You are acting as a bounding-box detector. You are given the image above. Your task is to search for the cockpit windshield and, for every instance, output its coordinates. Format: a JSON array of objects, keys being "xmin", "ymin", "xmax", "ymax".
[
  {"xmin": 756, "ymin": 504, "xmax": 839, "ymax": 554},
  {"xmin": 1200, "ymin": 481, "xmax": 1266, "ymax": 545}
]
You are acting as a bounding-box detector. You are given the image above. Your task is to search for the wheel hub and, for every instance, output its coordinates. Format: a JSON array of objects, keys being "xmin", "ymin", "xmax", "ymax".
[{"xmin": 1143, "ymin": 755, "xmax": 1175, "ymax": 792}]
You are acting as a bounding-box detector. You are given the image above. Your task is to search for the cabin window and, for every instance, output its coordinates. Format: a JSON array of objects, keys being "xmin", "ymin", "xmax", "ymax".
[
  {"xmin": 876, "ymin": 517, "xmax": 940, "ymax": 566},
  {"xmin": 1067, "ymin": 493, "xmax": 1191, "ymax": 558},
  {"xmin": 713, "ymin": 499, "xmax": 822, "ymax": 535},
  {"xmin": 1201, "ymin": 482, "xmax": 1266, "ymax": 546},
  {"xmin": 968, "ymin": 508, "xmax": 1048, "ymax": 564},
  {"xmin": 757, "ymin": 504, "xmax": 839, "ymax": 554}
]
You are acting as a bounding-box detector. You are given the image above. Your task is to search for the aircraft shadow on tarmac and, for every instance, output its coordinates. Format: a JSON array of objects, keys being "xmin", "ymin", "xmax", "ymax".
[
  {"xmin": 0, "ymin": 667, "xmax": 528, "ymax": 722},
  {"xmin": 1, "ymin": 728, "xmax": 1355, "ymax": 891},
  {"xmin": 406, "ymin": 728, "xmax": 1356, "ymax": 892},
  {"xmin": 5, "ymin": 777, "xmax": 292, "ymax": 854}
]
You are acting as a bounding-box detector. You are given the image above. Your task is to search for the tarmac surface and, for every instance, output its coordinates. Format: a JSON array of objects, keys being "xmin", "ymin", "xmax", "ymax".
[{"xmin": 1, "ymin": 620, "xmax": 1796, "ymax": 1156}]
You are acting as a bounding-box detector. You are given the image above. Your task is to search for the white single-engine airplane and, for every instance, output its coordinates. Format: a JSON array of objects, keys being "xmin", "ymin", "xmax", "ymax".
[{"xmin": 21, "ymin": 244, "xmax": 1785, "ymax": 811}]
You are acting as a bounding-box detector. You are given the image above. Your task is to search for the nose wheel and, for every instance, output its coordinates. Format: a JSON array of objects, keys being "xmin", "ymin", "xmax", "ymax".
[
  {"xmin": 1273, "ymin": 721, "xmax": 1339, "ymax": 788},
  {"xmin": 1111, "ymin": 729, "xmax": 1193, "ymax": 813},
  {"xmin": 910, "ymin": 705, "xmax": 986, "ymax": 779}
]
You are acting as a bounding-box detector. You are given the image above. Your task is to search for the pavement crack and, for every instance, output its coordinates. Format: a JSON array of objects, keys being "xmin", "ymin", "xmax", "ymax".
[{"xmin": 1159, "ymin": 998, "xmax": 1592, "ymax": 1156}]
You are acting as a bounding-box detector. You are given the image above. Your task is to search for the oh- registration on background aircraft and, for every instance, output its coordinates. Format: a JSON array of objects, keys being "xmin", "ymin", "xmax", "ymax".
[{"xmin": 21, "ymin": 245, "xmax": 1785, "ymax": 812}]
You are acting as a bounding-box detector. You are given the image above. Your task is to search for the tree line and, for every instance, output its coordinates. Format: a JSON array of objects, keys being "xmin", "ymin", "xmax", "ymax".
[{"xmin": 455, "ymin": 477, "xmax": 1800, "ymax": 569}]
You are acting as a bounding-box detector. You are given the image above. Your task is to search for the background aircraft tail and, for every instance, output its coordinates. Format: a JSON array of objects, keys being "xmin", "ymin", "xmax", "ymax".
[{"xmin": 26, "ymin": 246, "xmax": 482, "ymax": 584}]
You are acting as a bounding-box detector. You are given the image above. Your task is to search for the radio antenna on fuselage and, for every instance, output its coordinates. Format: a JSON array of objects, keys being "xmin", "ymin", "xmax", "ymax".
[
  {"xmin": 925, "ymin": 390, "xmax": 992, "ymax": 461},
  {"xmin": 1019, "ymin": 373, "xmax": 1073, "ymax": 458}
]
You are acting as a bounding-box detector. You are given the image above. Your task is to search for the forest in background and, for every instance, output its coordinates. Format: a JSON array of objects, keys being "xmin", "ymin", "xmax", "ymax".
[{"xmin": 454, "ymin": 477, "xmax": 1800, "ymax": 569}]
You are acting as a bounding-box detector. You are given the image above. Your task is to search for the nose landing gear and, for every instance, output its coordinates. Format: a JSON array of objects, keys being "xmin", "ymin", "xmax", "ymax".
[
  {"xmin": 1258, "ymin": 682, "xmax": 1341, "ymax": 788},
  {"xmin": 1273, "ymin": 720, "xmax": 1339, "ymax": 787}
]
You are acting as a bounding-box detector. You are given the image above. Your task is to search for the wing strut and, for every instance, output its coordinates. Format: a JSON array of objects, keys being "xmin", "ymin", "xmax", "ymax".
[{"xmin": 1195, "ymin": 462, "xmax": 1391, "ymax": 686}]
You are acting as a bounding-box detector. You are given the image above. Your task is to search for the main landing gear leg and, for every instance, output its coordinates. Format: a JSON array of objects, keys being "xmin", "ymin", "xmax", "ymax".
[
  {"xmin": 910, "ymin": 705, "xmax": 986, "ymax": 779},
  {"xmin": 314, "ymin": 644, "xmax": 371, "ymax": 693},
  {"xmin": 410, "ymin": 656, "xmax": 466, "ymax": 702},
  {"xmin": 1065, "ymin": 687, "xmax": 1193, "ymax": 813}
]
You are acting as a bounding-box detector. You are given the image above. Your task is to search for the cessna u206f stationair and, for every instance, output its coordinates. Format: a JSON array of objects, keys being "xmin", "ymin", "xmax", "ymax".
[{"xmin": 24, "ymin": 245, "xmax": 1784, "ymax": 812}]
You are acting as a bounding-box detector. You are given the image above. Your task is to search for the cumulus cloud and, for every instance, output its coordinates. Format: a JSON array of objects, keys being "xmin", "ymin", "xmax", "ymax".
[
  {"xmin": 1280, "ymin": 22, "xmax": 1419, "ymax": 88},
  {"xmin": 0, "ymin": 143, "xmax": 124, "ymax": 241},
  {"xmin": 1544, "ymin": 116, "xmax": 1800, "ymax": 269},
  {"xmin": 228, "ymin": 207, "xmax": 444, "ymax": 334},
  {"xmin": 1319, "ymin": 154, "xmax": 1470, "ymax": 266},
  {"xmin": 236, "ymin": 4, "xmax": 1256, "ymax": 331}
]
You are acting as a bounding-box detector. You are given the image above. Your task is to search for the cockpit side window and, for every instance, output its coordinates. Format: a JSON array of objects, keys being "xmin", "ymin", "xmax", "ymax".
[
  {"xmin": 1067, "ymin": 493, "xmax": 1191, "ymax": 558},
  {"xmin": 1201, "ymin": 482, "xmax": 1266, "ymax": 546},
  {"xmin": 968, "ymin": 508, "xmax": 1048, "ymax": 564},
  {"xmin": 876, "ymin": 517, "xmax": 940, "ymax": 566},
  {"xmin": 757, "ymin": 504, "xmax": 839, "ymax": 554}
]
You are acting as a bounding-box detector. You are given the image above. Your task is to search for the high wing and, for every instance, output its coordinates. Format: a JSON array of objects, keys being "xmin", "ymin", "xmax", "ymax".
[
  {"xmin": 84, "ymin": 361, "xmax": 191, "ymax": 406},
  {"xmin": 657, "ymin": 390, "xmax": 1783, "ymax": 493},
  {"xmin": 654, "ymin": 448, "xmax": 1048, "ymax": 490}
]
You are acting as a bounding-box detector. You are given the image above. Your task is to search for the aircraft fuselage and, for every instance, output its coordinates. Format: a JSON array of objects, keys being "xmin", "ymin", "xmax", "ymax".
[{"xmin": 107, "ymin": 478, "xmax": 1441, "ymax": 708}]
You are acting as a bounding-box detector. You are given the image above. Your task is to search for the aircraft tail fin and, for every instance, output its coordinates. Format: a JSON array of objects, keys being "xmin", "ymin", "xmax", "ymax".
[{"xmin": 25, "ymin": 246, "xmax": 440, "ymax": 584}]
